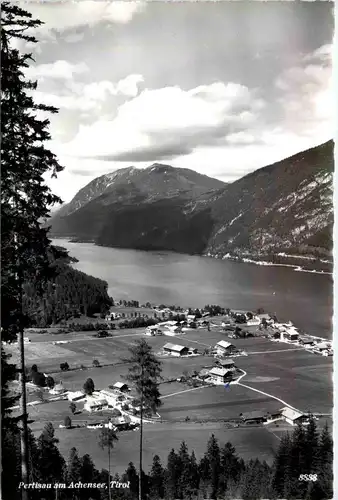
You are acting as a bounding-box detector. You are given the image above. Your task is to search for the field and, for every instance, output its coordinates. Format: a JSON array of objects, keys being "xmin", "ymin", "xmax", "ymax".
[
  {"xmin": 36, "ymin": 421, "xmax": 282, "ymax": 474},
  {"xmin": 5, "ymin": 316, "xmax": 333, "ymax": 475},
  {"xmin": 160, "ymin": 384, "xmax": 282, "ymax": 421}
]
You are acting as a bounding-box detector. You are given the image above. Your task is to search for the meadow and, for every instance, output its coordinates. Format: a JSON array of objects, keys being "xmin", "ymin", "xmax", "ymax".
[
  {"xmin": 47, "ymin": 421, "xmax": 282, "ymax": 474},
  {"xmin": 6, "ymin": 319, "xmax": 332, "ymax": 478}
]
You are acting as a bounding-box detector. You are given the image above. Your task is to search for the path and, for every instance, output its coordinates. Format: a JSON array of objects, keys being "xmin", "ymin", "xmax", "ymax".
[
  {"xmin": 160, "ymin": 385, "xmax": 210, "ymax": 400},
  {"xmin": 247, "ymin": 348, "xmax": 304, "ymax": 355},
  {"xmin": 233, "ymin": 369, "xmax": 300, "ymax": 412}
]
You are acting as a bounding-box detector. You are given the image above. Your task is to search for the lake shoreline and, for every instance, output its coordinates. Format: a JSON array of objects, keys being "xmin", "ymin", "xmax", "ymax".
[{"xmin": 51, "ymin": 236, "xmax": 332, "ymax": 276}]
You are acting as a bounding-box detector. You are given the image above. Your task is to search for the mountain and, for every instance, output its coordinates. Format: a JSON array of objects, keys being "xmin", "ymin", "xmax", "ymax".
[
  {"xmin": 204, "ymin": 139, "xmax": 334, "ymax": 259},
  {"xmin": 49, "ymin": 163, "xmax": 226, "ymax": 239},
  {"xmin": 49, "ymin": 141, "xmax": 333, "ymax": 266}
]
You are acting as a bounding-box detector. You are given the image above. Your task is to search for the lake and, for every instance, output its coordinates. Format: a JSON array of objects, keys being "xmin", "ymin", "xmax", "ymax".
[{"xmin": 53, "ymin": 239, "xmax": 333, "ymax": 339}]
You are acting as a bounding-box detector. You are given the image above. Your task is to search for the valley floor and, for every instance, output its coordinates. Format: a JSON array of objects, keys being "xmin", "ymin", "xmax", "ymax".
[{"xmin": 7, "ymin": 317, "xmax": 333, "ymax": 474}]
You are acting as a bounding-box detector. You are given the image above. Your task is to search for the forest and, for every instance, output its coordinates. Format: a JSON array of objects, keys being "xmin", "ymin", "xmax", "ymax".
[
  {"xmin": 2, "ymin": 418, "xmax": 333, "ymax": 500},
  {"xmin": 22, "ymin": 245, "xmax": 113, "ymax": 326}
]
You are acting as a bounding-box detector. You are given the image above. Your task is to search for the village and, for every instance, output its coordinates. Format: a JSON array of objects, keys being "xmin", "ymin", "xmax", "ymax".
[{"xmin": 5, "ymin": 301, "xmax": 333, "ymax": 472}]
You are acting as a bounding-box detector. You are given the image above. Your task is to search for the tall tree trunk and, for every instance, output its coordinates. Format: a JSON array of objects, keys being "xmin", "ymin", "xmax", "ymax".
[
  {"xmin": 16, "ymin": 233, "xmax": 29, "ymax": 500},
  {"xmin": 19, "ymin": 274, "xmax": 29, "ymax": 500},
  {"xmin": 108, "ymin": 444, "xmax": 111, "ymax": 500},
  {"xmin": 139, "ymin": 365, "xmax": 144, "ymax": 500}
]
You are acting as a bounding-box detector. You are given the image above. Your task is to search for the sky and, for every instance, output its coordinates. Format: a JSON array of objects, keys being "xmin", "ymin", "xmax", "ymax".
[{"xmin": 15, "ymin": 0, "xmax": 334, "ymax": 203}]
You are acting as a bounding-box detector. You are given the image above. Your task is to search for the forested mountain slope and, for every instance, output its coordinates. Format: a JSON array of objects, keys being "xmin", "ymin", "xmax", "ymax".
[
  {"xmin": 23, "ymin": 245, "xmax": 113, "ymax": 326},
  {"xmin": 49, "ymin": 141, "xmax": 333, "ymax": 263}
]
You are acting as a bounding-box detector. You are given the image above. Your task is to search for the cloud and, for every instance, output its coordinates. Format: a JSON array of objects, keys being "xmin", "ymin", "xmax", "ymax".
[
  {"xmin": 275, "ymin": 44, "xmax": 333, "ymax": 141},
  {"xmin": 25, "ymin": 60, "xmax": 88, "ymax": 82},
  {"xmin": 24, "ymin": 1, "xmax": 145, "ymax": 32},
  {"xmin": 59, "ymin": 82, "xmax": 265, "ymax": 163}
]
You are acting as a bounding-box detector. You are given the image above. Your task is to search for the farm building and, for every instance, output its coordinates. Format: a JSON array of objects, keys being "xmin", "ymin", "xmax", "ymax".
[
  {"xmin": 145, "ymin": 325, "xmax": 162, "ymax": 336},
  {"xmin": 68, "ymin": 391, "xmax": 85, "ymax": 402},
  {"xmin": 209, "ymin": 367, "xmax": 232, "ymax": 384},
  {"xmin": 315, "ymin": 342, "xmax": 330, "ymax": 351},
  {"xmin": 100, "ymin": 389, "xmax": 119, "ymax": 404},
  {"xmin": 49, "ymin": 383, "xmax": 66, "ymax": 395},
  {"xmin": 241, "ymin": 411, "xmax": 267, "ymax": 424},
  {"xmin": 257, "ymin": 313, "xmax": 272, "ymax": 322},
  {"xmin": 187, "ymin": 314, "xmax": 197, "ymax": 322},
  {"xmin": 163, "ymin": 343, "xmax": 189, "ymax": 356},
  {"xmin": 246, "ymin": 317, "xmax": 260, "ymax": 326},
  {"xmin": 283, "ymin": 329, "xmax": 299, "ymax": 341},
  {"xmin": 113, "ymin": 382, "xmax": 129, "ymax": 392},
  {"xmin": 167, "ymin": 325, "xmax": 182, "ymax": 334},
  {"xmin": 280, "ymin": 407, "xmax": 307, "ymax": 426},
  {"xmin": 84, "ymin": 398, "xmax": 108, "ymax": 412},
  {"xmin": 299, "ymin": 337, "xmax": 314, "ymax": 346},
  {"xmin": 214, "ymin": 340, "xmax": 237, "ymax": 356},
  {"xmin": 216, "ymin": 359, "xmax": 236, "ymax": 371}
]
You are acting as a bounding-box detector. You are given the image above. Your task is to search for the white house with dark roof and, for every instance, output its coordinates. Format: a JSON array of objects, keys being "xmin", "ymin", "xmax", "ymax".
[
  {"xmin": 214, "ymin": 340, "xmax": 237, "ymax": 356},
  {"xmin": 209, "ymin": 367, "xmax": 232, "ymax": 384},
  {"xmin": 280, "ymin": 407, "xmax": 307, "ymax": 426},
  {"xmin": 163, "ymin": 343, "xmax": 189, "ymax": 356},
  {"xmin": 84, "ymin": 398, "xmax": 108, "ymax": 413},
  {"xmin": 113, "ymin": 382, "xmax": 129, "ymax": 392},
  {"xmin": 216, "ymin": 359, "xmax": 236, "ymax": 371}
]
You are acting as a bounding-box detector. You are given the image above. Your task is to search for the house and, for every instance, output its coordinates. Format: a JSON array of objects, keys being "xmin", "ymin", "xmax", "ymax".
[
  {"xmin": 284, "ymin": 329, "xmax": 299, "ymax": 341},
  {"xmin": 167, "ymin": 325, "xmax": 182, "ymax": 334},
  {"xmin": 209, "ymin": 367, "xmax": 232, "ymax": 384},
  {"xmin": 246, "ymin": 317, "xmax": 260, "ymax": 326},
  {"xmin": 241, "ymin": 411, "xmax": 267, "ymax": 424},
  {"xmin": 100, "ymin": 389, "xmax": 119, "ymax": 404},
  {"xmin": 315, "ymin": 342, "xmax": 330, "ymax": 351},
  {"xmin": 214, "ymin": 340, "xmax": 237, "ymax": 356},
  {"xmin": 257, "ymin": 313, "xmax": 272, "ymax": 322},
  {"xmin": 187, "ymin": 314, "xmax": 196, "ymax": 322},
  {"xmin": 280, "ymin": 407, "xmax": 307, "ymax": 426},
  {"xmin": 299, "ymin": 337, "xmax": 314, "ymax": 346},
  {"xmin": 49, "ymin": 383, "xmax": 66, "ymax": 395},
  {"xmin": 113, "ymin": 382, "xmax": 129, "ymax": 392},
  {"xmin": 216, "ymin": 359, "xmax": 236, "ymax": 371},
  {"xmin": 105, "ymin": 312, "xmax": 120, "ymax": 321},
  {"xmin": 68, "ymin": 391, "xmax": 85, "ymax": 402},
  {"xmin": 163, "ymin": 343, "xmax": 189, "ymax": 356},
  {"xmin": 84, "ymin": 398, "xmax": 108, "ymax": 412},
  {"xmin": 145, "ymin": 325, "xmax": 162, "ymax": 336}
]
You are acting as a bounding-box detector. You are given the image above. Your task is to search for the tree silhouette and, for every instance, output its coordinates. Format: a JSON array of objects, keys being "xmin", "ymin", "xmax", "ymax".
[
  {"xmin": 124, "ymin": 339, "xmax": 162, "ymax": 500},
  {"xmin": 98, "ymin": 427, "xmax": 118, "ymax": 500},
  {"xmin": 83, "ymin": 378, "xmax": 95, "ymax": 395}
]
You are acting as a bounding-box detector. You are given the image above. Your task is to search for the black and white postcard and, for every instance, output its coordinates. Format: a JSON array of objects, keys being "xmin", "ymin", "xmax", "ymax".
[{"xmin": 1, "ymin": 1, "xmax": 334, "ymax": 499}]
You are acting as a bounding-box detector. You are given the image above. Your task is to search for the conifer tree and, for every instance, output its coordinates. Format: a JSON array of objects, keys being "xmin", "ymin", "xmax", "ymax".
[
  {"xmin": 288, "ymin": 422, "xmax": 308, "ymax": 497},
  {"xmin": 122, "ymin": 462, "xmax": 139, "ymax": 499},
  {"xmin": 206, "ymin": 434, "xmax": 221, "ymax": 499},
  {"xmin": 164, "ymin": 449, "xmax": 180, "ymax": 499},
  {"xmin": 311, "ymin": 422, "xmax": 333, "ymax": 499},
  {"xmin": 1, "ymin": 2, "xmax": 64, "ymax": 496},
  {"xmin": 98, "ymin": 427, "xmax": 118, "ymax": 500},
  {"xmin": 304, "ymin": 416, "xmax": 319, "ymax": 473},
  {"xmin": 66, "ymin": 447, "xmax": 82, "ymax": 500},
  {"xmin": 189, "ymin": 450, "xmax": 200, "ymax": 494},
  {"xmin": 178, "ymin": 441, "xmax": 193, "ymax": 499},
  {"xmin": 37, "ymin": 423, "xmax": 66, "ymax": 489},
  {"xmin": 125, "ymin": 340, "xmax": 162, "ymax": 500},
  {"xmin": 149, "ymin": 454, "xmax": 165, "ymax": 499},
  {"xmin": 271, "ymin": 432, "xmax": 292, "ymax": 497},
  {"xmin": 198, "ymin": 454, "xmax": 211, "ymax": 497},
  {"xmin": 219, "ymin": 441, "xmax": 241, "ymax": 495}
]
